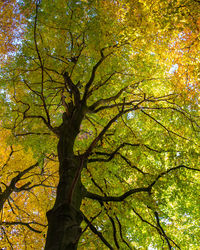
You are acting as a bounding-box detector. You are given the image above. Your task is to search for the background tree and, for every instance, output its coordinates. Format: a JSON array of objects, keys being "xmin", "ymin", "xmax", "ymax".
[{"xmin": 0, "ymin": 0, "xmax": 200, "ymax": 249}]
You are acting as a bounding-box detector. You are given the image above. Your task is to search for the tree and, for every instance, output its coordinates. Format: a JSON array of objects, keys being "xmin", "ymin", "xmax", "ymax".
[{"xmin": 0, "ymin": 0, "xmax": 200, "ymax": 249}]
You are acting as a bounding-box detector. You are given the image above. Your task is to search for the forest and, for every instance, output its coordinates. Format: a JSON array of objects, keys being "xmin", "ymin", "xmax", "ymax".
[{"xmin": 0, "ymin": 0, "xmax": 200, "ymax": 249}]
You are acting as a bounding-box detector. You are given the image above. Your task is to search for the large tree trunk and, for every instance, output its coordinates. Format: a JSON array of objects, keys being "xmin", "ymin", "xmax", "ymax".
[{"xmin": 45, "ymin": 110, "xmax": 85, "ymax": 250}]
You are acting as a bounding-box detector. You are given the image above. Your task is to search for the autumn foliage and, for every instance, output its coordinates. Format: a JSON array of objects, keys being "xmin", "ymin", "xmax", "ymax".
[
  {"xmin": 0, "ymin": 0, "xmax": 200, "ymax": 249},
  {"xmin": 0, "ymin": 0, "xmax": 33, "ymax": 63}
]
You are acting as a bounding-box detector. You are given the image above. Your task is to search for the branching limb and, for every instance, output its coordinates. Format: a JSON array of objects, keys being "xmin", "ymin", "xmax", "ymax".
[
  {"xmin": 132, "ymin": 206, "xmax": 179, "ymax": 249},
  {"xmin": 118, "ymin": 153, "xmax": 147, "ymax": 174},
  {"xmin": 88, "ymin": 143, "xmax": 140, "ymax": 162},
  {"xmin": 81, "ymin": 211, "xmax": 102, "ymax": 234},
  {"xmin": 23, "ymin": 113, "xmax": 58, "ymax": 135},
  {"xmin": 84, "ymin": 102, "xmax": 145, "ymax": 156},
  {"xmin": 88, "ymin": 86, "xmax": 128, "ymax": 112},
  {"xmin": 89, "ymin": 142, "xmax": 170, "ymax": 163},
  {"xmin": 83, "ymin": 47, "xmax": 114, "ymax": 102},
  {"xmin": 22, "ymin": 79, "xmax": 41, "ymax": 97},
  {"xmin": 131, "ymin": 206, "xmax": 159, "ymax": 232},
  {"xmin": 85, "ymin": 164, "xmax": 199, "ymax": 203},
  {"xmin": 89, "ymin": 151, "xmax": 146, "ymax": 175},
  {"xmin": 1, "ymin": 221, "xmax": 46, "ymax": 234},
  {"xmin": 86, "ymin": 167, "xmax": 107, "ymax": 197},
  {"xmin": 92, "ymin": 99, "xmax": 141, "ymax": 113},
  {"xmin": 149, "ymin": 164, "xmax": 200, "ymax": 189},
  {"xmin": 81, "ymin": 212, "xmax": 113, "ymax": 249},
  {"xmin": 63, "ymin": 72, "xmax": 80, "ymax": 106},
  {"xmin": 87, "ymin": 72, "xmax": 116, "ymax": 97},
  {"xmin": 13, "ymin": 98, "xmax": 58, "ymax": 135},
  {"xmin": 85, "ymin": 187, "xmax": 150, "ymax": 202},
  {"xmin": 153, "ymin": 211, "xmax": 173, "ymax": 249},
  {"xmin": 0, "ymin": 162, "xmax": 39, "ymax": 211},
  {"xmin": 141, "ymin": 110, "xmax": 194, "ymax": 143}
]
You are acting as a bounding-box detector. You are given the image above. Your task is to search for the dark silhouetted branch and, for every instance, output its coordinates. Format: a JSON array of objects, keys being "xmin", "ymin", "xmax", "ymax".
[{"xmin": 82, "ymin": 213, "xmax": 113, "ymax": 249}]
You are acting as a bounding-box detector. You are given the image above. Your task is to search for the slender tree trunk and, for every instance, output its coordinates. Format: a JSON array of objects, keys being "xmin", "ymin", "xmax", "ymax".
[{"xmin": 45, "ymin": 110, "xmax": 85, "ymax": 250}]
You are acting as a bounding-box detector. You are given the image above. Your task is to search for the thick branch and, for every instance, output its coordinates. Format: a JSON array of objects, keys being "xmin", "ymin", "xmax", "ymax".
[
  {"xmin": 88, "ymin": 143, "xmax": 140, "ymax": 162},
  {"xmin": 92, "ymin": 99, "xmax": 140, "ymax": 113},
  {"xmin": 85, "ymin": 187, "xmax": 150, "ymax": 202},
  {"xmin": 0, "ymin": 162, "xmax": 39, "ymax": 211},
  {"xmin": 63, "ymin": 72, "xmax": 80, "ymax": 106},
  {"xmin": 88, "ymin": 142, "xmax": 168, "ymax": 163},
  {"xmin": 85, "ymin": 165, "xmax": 200, "ymax": 202},
  {"xmin": 89, "ymin": 86, "xmax": 128, "ymax": 112}
]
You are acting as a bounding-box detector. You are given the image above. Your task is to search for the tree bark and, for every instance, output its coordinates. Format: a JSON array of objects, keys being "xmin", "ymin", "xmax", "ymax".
[{"xmin": 45, "ymin": 110, "xmax": 85, "ymax": 250}]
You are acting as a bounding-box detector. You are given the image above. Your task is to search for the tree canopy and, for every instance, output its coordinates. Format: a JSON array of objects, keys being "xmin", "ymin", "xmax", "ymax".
[
  {"xmin": 0, "ymin": 0, "xmax": 33, "ymax": 64},
  {"xmin": 0, "ymin": 0, "xmax": 200, "ymax": 249}
]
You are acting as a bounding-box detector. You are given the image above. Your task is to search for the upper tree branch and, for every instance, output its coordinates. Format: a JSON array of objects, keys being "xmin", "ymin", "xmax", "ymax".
[
  {"xmin": 87, "ymin": 72, "xmax": 116, "ymax": 97},
  {"xmin": 149, "ymin": 164, "xmax": 200, "ymax": 189},
  {"xmin": 83, "ymin": 50, "xmax": 111, "ymax": 102},
  {"xmin": 19, "ymin": 101, "xmax": 58, "ymax": 135},
  {"xmin": 34, "ymin": 1, "xmax": 53, "ymax": 127},
  {"xmin": 141, "ymin": 110, "xmax": 193, "ymax": 142},
  {"xmin": 21, "ymin": 79, "xmax": 53, "ymax": 130},
  {"xmin": 88, "ymin": 86, "xmax": 128, "ymax": 112},
  {"xmin": 85, "ymin": 187, "xmax": 150, "ymax": 202},
  {"xmin": 88, "ymin": 143, "xmax": 146, "ymax": 174},
  {"xmin": 84, "ymin": 101, "xmax": 145, "ymax": 156},
  {"xmin": 24, "ymin": 113, "xmax": 56, "ymax": 134},
  {"xmin": 131, "ymin": 206, "xmax": 179, "ymax": 249},
  {"xmin": 63, "ymin": 72, "xmax": 80, "ymax": 106},
  {"xmin": 107, "ymin": 214, "xmax": 119, "ymax": 249},
  {"xmin": 82, "ymin": 41, "xmax": 136, "ymax": 103},
  {"xmin": 34, "ymin": 1, "xmax": 43, "ymax": 74},
  {"xmin": 92, "ymin": 100, "xmax": 140, "ymax": 113},
  {"xmin": 88, "ymin": 142, "xmax": 140, "ymax": 162},
  {"xmin": 85, "ymin": 165, "xmax": 200, "ymax": 203}
]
